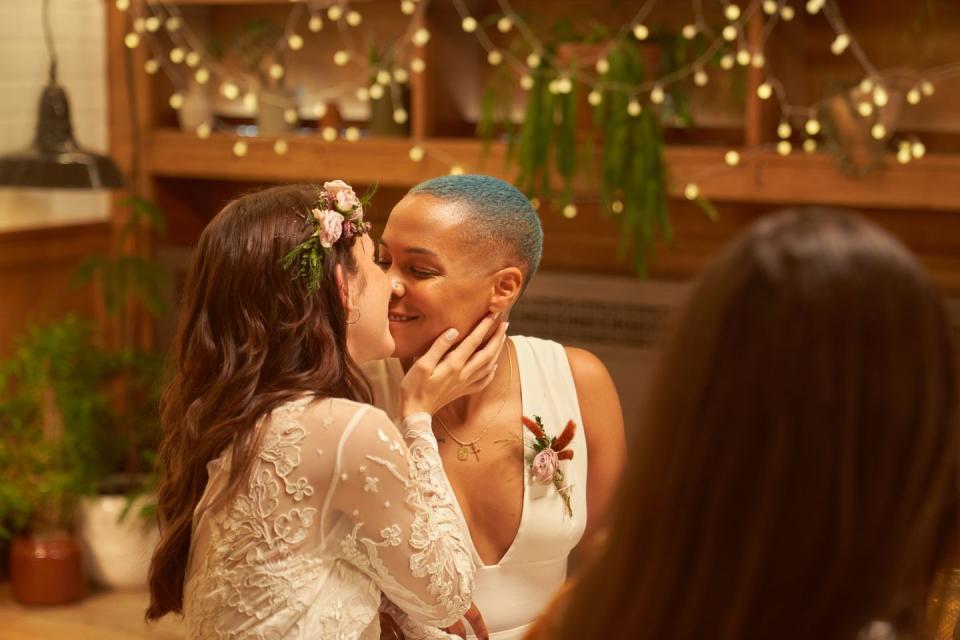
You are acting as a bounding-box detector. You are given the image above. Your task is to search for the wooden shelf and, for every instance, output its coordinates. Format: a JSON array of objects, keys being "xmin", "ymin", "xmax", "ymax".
[{"xmin": 144, "ymin": 129, "xmax": 960, "ymax": 213}]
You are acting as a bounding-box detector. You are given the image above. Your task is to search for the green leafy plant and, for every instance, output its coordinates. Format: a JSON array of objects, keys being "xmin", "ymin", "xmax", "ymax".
[
  {"xmin": 479, "ymin": 24, "xmax": 722, "ymax": 276},
  {"xmin": 0, "ymin": 317, "xmax": 108, "ymax": 539}
]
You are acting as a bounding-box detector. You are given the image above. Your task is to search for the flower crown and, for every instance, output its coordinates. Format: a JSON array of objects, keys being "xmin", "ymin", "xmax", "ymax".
[{"xmin": 281, "ymin": 180, "xmax": 374, "ymax": 294}]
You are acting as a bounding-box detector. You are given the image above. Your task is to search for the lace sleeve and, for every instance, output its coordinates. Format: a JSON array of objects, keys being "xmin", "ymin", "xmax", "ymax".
[{"xmin": 324, "ymin": 405, "xmax": 475, "ymax": 629}]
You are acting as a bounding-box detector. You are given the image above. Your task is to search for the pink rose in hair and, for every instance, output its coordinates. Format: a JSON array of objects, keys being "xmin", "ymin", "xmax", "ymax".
[
  {"xmin": 530, "ymin": 448, "xmax": 559, "ymax": 483},
  {"xmin": 317, "ymin": 210, "xmax": 345, "ymax": 248},
  {"xmin": 342, "ymin": 221, "xmax": 358, "ymax": 239},
  {"xmin": 324, "ymin": 180, "xmax": 360, "ymax": 212}
]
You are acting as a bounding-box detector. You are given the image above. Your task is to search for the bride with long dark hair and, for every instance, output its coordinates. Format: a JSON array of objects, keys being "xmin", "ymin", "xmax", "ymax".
[{"xmin": 145, "ymin": 182, "xmax": 499, "ymax": 639}]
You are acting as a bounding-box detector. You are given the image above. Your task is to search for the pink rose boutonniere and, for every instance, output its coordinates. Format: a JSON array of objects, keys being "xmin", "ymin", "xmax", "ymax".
[{"xmin": 523, "ymin": 415, "xmax": 575, "ymax": 517}]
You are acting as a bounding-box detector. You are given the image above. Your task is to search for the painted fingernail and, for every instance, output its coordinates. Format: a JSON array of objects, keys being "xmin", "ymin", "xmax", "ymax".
[{"xmin": 445, "ymin": 328, "xmax": 459, "ymax": 340}]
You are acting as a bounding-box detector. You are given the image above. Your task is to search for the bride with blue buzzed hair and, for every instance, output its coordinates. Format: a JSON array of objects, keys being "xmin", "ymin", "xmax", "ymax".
[{"xmin": 369, "ymin": 174, "xmax": 627, "ymax": 639}]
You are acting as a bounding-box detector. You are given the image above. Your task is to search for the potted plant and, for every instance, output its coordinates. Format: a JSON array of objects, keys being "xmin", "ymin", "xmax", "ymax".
[
  {"xmin": 0, "ymin": 316, "xmax": 106, "ymax": 605},
  {"xmin": 71, "ymin": 195, "xmax": 167, "ymax": 589}
]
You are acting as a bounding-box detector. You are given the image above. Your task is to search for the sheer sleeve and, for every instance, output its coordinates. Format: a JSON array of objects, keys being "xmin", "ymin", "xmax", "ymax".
[{"xmin": 317, "ymin": 403, "xmax": 476, "ymax": 629}]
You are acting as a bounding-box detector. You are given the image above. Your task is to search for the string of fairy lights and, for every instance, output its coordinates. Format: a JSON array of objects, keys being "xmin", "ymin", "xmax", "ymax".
[{"xmin": 115, "ymin": 0, "xmax": 960, "ymax": 215}]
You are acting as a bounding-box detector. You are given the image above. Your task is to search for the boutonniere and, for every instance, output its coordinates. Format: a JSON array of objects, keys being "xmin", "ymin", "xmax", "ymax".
[{"xmin": 523, "ymin": 415, "xmax": 575, "ymax": 517}]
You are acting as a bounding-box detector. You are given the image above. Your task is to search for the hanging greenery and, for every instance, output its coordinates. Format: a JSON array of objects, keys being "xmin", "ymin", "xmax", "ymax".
[{"xmin": 480, "ymin": 26, "xmax": 723, "ymax": 276}]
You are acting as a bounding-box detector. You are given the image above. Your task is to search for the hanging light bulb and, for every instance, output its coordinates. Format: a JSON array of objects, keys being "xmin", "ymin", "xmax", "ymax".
[
  {"xmin": 232, "ymin": 140, "xmax": 248, "ymax": 157},
  {"xmin": 831, "ymin": 33, "xmax": 851, "ymax": 55},
  {"xmin": 273, "ymin": 139, "xmax": 288, "ymax": 156},
  {"xmin": 312, "ymin": 103, "xmax": 328, "ymax": 118},
  {"xmin": 269, "ymin": 63, "xmax": 285, "ymax": 80},
  {"xmin": 410, "ymin": 58, "xmax": 426, "ymax": 73},
  {"xmin": 355, "ymin": 87, "xmax": 370, "ymax": 102},
  {"xmin": 805, "ymin": 118, "xmax": 821, "ymax": 135},
  {"xmin": 530, "ymin": 197, "xmax": 541, "ymax": 210},
  {"xmin": 757, "ymin": 82, "xmax": 773, "ymax": 100},
  {"xmin": 283, "ymin": 108, "xmax": 298, "ymax": 124},
  {"xmin": 859, "ymin": 77, "xmax": 875, "ymax": 94},
  {"xmin": 123, "ymin": 33, "xmax": 140, "ymax": 49},
  {"xmin": 322, "ymin": 127, "xmax": 338, "ymax": 142},
  {"xmin": 871, "ymin": 123, "xmax": 887, "ymax": 139},
  {"xmin": 165, "ymin": 16, "xmax": 181, "ymax": 31},
  {"xmin": 346, "ymin": 10, "xmax": 362, "ymax": 27},
  {"xmin": 243, "ymin": 93, "xmax": 257, "ymax": 112},
  {"xmin": 393, "ymin": 108, "xmax": 408, "ymax": 124},
  {"xmin": 751, "ymin": 52, "xmax": 766, "ymax": 68},
  {"xmin": 725, "ymin": 4, "xmax": 741, "ymax": 21},
  {"xmin": 169, "ymin": 47, "xmax": 185, "ymax": 64},
  {"xmin": 562, "ymin": 203, "xmax": 578, "ymax": 219},
  {"xmin": 720, "ymin": 54, "xmax": 735, "ymax": 70},
  {"xmin": 911, "ymin": 139, "xmax": 926, "ymax": 159},
  {"xmin": 309, "ymin": 15, "xmax": 324, "ymax": 32},
  {"xmin": 725, "ymin": 150, "xmax": 741, "ymax": 166},
  {"xmin": 487, "ymin": 50, "xmax": 503, "ymax": 66},
  {"xmin": 327, "ymin": 4, "xmax": 343, "ymax": 21},
  {"xmin": 806, "ymin": 0, "xmax": 825, "ymax": 14},
  {"xmin": 763, "ymin": 0, "xmax": 778, "ymax": 15},
  {"xmin": 722, "ymin": 25, "xmax": 738, "ymax": 41},
  {"xmin": 376, "ymin": 70, "xmax": 392, "ymax": 85},
  {"xmin": 145, "ymin": 16, "xmax": 161, "ymax": 32},
  {"xmin": 133, "ymin": 18, "xmax": 145, "ymax": 33},
  {"xmin": 777, "ymin": 140, "xmax": 792, "ymax": 156},
  {"xmin": 627, "ymin": 98, "xmax": 642, "ymax": 116},
  {"xmin": 527, "ymin": 52, "xmax": 542, "ymax": 68},
  {"xmin": 461, "ymin": 16, "xmax": 477, "ymax": 32},
  {"xmin": 344, "ymin": 127, "xmax": 360, "ymax": 142},
  {"xmin": 450, "ymin": 165, "xmax": 465, "ymax": 175},
  {"xmin": 633, "ymin": 24, "xmax": 650, "ymax": 40},
  {"xmin": 115, "ymin": 0, "xmax": 130, "ymax": 10},
  {"xmin": 393, "ymin": 68, "xmax": 409, "ymax": 83},
  {"xmin": 169, "ymin": 92, "xmax": 184, "ymax": 110},
  {"xmin": 221, "ymin": 82, "xmax": 240, "ymax": 100},
  {"xmin": 777, "ymin": 122, "xmax": 792, "ymax": 139},
  {"xmin": 684, "ymin": 183, "xmax": 700, "ymax": 200},
  {"xmin": 196, "ymin": 122, "xmax": 211, "ymax": 139},
  {"xmin": 144, "ymin": 59, "xmax": 159, "ymax": 75},
  {"xmin": 736, "ymin": 49, "xmax": 751, "ymax": 66},
  {"xmin": 906, "ymin": 87, "xmax": 921, "ymax": 105},
  {"xmin": 288, "ymin": 34, "xmax": 304, "ymax": 51},
  {"xmin": 682, "ymin": 24, "xmax": 697, "ymax": 40},
  {"xmin": 185, "ymin": 52, "xmax": 201, "ymax": 68},
  {"xmin": 588, "ymin": 90, "xmax": 603, "ymax": 106},
  {"xmin": 596, "ymin": 58, "xmax": 610, "ymax": 74},
  {"xmin": 194, "ymin": 68, "xmax": 210, "ymax": 85},
  {"xmin": 873, "ymin": 86, "xmax": 889, "ymax": 107},
  {"xmin": 857, "ymin": 101, "xmax": 874, "ymax": 117},
  {"xmin": 369, "ymin": 84, "xmax": 384, "ymax": 100},
  {"xmin": 694, "ymin": 69, "xmax": 709, "ymax": 86},
  {"xmin": 921, "ymin": 80, "xmax": 935, "ymax": 96},
  {"xmin": 497, "ymin": 16, "xmax": 513, "ymax": 33},
  {"xmin": 803, "ymin": 138, "xmax": 817, "ymax": 154},
  {"xmin": 333, "ymin": 50, "xmax": 350, "ymax": 66},
  {"xmin": 780, "ymin": 5, "xmax": 796, "ymax": 20},
  {"xmin": 520, "ymin": 75, "xmax": 535, "ymax": 91},
  {"xmin": 409, "ymin": 145, "xmax": 425, "ymax": 162},
  {"xmin": 412, "ymin": 28, "xmax": 431, "ymax": 46},
  {"xmin": 650, "ymin": 85, "xmax": 665, "ymax": 104},
  {"xmin": 611, "ymin": 200, "xmax": 624, "ymax": 214}
]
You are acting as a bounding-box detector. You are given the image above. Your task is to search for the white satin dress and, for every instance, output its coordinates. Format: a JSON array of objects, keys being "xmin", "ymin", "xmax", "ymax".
[{"xmin": 368, "ymin": 336, "xmax": 589, "ymax": 640}]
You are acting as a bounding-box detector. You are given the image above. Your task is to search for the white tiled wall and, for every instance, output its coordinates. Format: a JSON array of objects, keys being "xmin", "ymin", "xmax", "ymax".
[{"xmin": 0, "ymin": 0, "xmax": 110, "ymax": 231}]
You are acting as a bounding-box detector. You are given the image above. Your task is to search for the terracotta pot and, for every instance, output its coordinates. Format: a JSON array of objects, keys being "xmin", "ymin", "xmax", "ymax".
[{"xmin": 10, "ymin": 531, "xmax": 87, "ymax": 606}]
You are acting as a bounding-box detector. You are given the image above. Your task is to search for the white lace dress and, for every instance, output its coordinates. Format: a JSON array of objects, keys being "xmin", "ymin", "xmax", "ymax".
[{"xmin": 182, "ymin": 396, "xmax": 476, "ymax": 639}]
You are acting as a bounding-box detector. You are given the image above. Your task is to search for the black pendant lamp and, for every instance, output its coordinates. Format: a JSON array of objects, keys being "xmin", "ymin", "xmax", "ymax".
[{"xmin": 0, "ymin": 0, "xmax": 124, "ymax": 189}]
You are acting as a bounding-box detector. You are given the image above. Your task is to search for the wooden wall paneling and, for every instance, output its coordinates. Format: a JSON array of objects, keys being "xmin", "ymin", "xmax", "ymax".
[{"xmin": 0, "ymin": 224, "xmax": 110, "ymax": 358}]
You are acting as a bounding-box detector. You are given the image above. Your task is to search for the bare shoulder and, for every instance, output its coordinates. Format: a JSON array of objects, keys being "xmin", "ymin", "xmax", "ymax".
[{"xmin": 563, "ymin": 346, "xmax": 623, "ymax": 440}]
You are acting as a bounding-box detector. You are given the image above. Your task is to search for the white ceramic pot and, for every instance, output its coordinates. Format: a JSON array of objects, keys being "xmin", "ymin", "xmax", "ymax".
[{"xmin": 77, "ymin": 494, "xmax": 159, "ymax": 590}]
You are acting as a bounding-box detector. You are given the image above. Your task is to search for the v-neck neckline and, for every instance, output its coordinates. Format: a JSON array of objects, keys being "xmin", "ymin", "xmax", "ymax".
[{"xmin": 446, "ymin": 336, "xmax": 528, "ymax": 569}]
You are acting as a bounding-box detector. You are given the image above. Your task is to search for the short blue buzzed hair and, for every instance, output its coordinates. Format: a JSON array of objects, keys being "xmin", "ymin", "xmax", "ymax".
[{"xmin": 408, "ymin": 174, "xmax": 543, "ymax": 287}]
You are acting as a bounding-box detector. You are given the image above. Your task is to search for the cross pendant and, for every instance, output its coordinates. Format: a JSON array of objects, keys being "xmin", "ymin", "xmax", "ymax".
[{"xmin": 469, "ymin": 443, "xmax": 481, "ymax": 462}]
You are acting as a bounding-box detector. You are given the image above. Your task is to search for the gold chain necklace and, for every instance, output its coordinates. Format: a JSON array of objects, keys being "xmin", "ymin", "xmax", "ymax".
[{"xmin": 435, "ymin": 340, "xmax": 514, "ymax": 462}]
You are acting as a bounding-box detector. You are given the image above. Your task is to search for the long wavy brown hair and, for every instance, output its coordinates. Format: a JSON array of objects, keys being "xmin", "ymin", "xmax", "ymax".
[
  {"xmin": 532, "ymin": 208, "xmax": 959, "ymax": 640},
  {"xmin": 146, "ymin": 184, "xmax": 372, "ymax": 619}
]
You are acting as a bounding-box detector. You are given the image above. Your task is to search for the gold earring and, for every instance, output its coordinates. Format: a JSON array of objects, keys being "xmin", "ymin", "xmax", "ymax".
[{"xmin": 346, "ymin": 305, "xmax": 361, "ymax": 325}]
